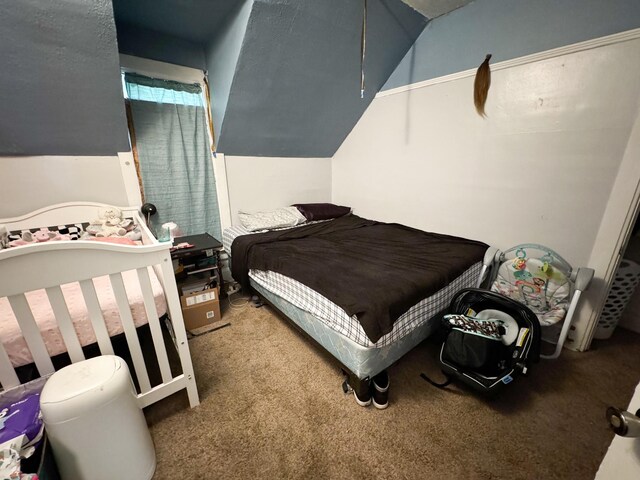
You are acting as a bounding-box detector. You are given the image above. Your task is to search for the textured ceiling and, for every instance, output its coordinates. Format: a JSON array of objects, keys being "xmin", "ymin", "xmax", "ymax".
[
  {"xmin": 111, "ymin": 0, "xmax": 472, "ymax": 44},
  {"xmin": 112, "ymin": 0, "xmax": 240, "ymax": 43},
  {"xmin": 400, "ymin": 0, "xmax": 473, "ymax": 18},
  {"xmin": 217, "ymin": 0, "xmax": 427, "ymax": 157}
]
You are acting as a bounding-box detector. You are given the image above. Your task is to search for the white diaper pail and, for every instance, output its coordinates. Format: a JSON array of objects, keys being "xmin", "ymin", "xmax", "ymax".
[{"xmin": 40, "ymin": 355, "xmax": 156, "ymax": 480}]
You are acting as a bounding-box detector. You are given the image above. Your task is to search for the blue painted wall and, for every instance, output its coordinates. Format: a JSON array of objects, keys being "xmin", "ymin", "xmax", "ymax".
[
  {"xmin": 206, "ymin": 0, "xmax": 254, "ymax": 143},
  {"xmin": 384, "ymin": 0, "xmax": 640, "ymax": 90},
  {"xmin": 0, "ymin": 0, "xmax": 130, "ymax": 156},
  {"xmin": 112, "ymin": 0, "xmax": 239, "ymax": 45},
  {"xmin": 116, "ymin": 23, "xmax": 207, "ymax": 70},
  {"xmin": 217, "ymin": 0, "xmax": 427, "ymax": 157}
]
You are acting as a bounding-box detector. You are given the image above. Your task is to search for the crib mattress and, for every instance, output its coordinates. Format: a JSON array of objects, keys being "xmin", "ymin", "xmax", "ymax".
[{"xmin": 0, "ymin": 267, "xmax": 167, "ymax": 368}]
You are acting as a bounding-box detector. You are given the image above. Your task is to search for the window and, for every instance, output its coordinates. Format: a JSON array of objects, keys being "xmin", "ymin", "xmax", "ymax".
[{"xmin": 123, "ymin": 72, "xmax": 222, "ymax": 239}]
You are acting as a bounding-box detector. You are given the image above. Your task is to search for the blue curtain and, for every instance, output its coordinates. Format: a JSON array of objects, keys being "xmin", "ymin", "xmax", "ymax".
[{"xmin": 125, "ymin": 73, "xmax": 221, "ymax": 239}]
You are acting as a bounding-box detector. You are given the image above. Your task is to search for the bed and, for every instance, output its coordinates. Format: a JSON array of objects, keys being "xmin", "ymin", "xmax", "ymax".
[
  {"xmin": 224, "ymin": 212, "xmax": 496, "ymax": 395},
  {"xmin": 0, "ymin": 202, "xmax": 199, "ymax": 409}
]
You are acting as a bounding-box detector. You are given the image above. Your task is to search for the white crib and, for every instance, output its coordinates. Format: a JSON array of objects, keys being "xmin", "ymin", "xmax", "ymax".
[{"xmin": 0, "ymin": 202, "xmax": 199, "ymax": 409}]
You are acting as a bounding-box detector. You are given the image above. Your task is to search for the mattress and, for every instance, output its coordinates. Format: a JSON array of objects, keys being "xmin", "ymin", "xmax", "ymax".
[
  {"xmin": 252, "ymin": 279, "xmax": 439, "ymax": 379},
  {"xmin": 250, "ymin": 264, "xmax": 482, "ymax": 347},
  {"xmin": 224, "ymin": 223, "xmax": 483, "ymax": 348},
  {"xmin": 223, "ymin": 224, "xmax": 250, "ymax": 254},
  {"xmin": 0, "ymin": 267, "xmax": 167, "ymax": 368}
]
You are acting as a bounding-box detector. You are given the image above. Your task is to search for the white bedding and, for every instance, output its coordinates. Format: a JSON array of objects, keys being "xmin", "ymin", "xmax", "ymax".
[
  {"xmin": 0, "ymin": 267, "xmax": 167, "ymax": 368},
  {"xmin": 238, "ymin": 207, "xmax": 306, "ymax": 232}
]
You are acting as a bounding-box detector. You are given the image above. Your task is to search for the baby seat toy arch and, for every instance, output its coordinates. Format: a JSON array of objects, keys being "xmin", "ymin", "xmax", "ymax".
[{"xmin": 489, "ymin": 244, "xmax": 594, "ymax": 359}]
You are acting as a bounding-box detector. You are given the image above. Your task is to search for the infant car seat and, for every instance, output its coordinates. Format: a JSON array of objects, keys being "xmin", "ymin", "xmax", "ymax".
[
  {"xmin": 489, "ymin": 244, "xmax": 594, "ymax": 359},
  {"xmin": 423, "ymin": 288, "xmax": 541, "ymax": 395}
]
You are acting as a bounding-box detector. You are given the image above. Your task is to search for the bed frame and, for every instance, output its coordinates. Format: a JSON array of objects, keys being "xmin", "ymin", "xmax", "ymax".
[
  {"xmin": 250, "ymin": 247, "xmax": 498, "ymax": 397},
  {"xmin": 0, "ymin": 202, "xmax": 199, "ymax": 409}
]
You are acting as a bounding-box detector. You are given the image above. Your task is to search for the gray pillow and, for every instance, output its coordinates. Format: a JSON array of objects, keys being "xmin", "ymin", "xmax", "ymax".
[{"xmin": 238, "ymin": 207, "xmax": 307, "ymax": 232}]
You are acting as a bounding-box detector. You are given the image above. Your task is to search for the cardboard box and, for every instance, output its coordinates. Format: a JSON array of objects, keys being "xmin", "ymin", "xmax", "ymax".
[{"xmin": 180, "ymin": 287, "xmax": 222, "ymax": 331}]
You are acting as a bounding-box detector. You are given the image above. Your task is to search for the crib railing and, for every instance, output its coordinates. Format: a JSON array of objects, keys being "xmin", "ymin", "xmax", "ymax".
[{"xmin": 0, "ymin": 241, "xmax": 199, "ymax": 408}]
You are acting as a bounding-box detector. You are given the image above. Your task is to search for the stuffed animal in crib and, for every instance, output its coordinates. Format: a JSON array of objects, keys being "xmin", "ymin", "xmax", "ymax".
[
  {"xmin": 8, "ymin": 228, "xmax": 70, "ymax": 247},
  {"xmin": 102, "ymin": 207, "xmax": 133, "ymax": 229},
  {"xmin": 86, "ymin": 207, "xmax": 131, "ymax": 237},
  {"xmin": 33, "ymin": 228, "xmax": 71, "ymax": 242},
  {"xmin": 85, "ymin": 207, "xmax": 141, "ymax": 240},
  {"xmin": 125, "ymin": 227, "xmax": 142, "ymax": 241},
  {"xmin": 0, "ymin": 225, "xmax": 8, "ymax": 249},
  {"xmin": 86, "ymin": 223, "xmax": 127, "ymax": 238}
]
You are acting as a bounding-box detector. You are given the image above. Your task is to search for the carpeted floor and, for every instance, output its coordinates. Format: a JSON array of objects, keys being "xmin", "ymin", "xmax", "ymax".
[{"xmin": 145, "ymin": 296, "xmax": 640, "ymax": 479}]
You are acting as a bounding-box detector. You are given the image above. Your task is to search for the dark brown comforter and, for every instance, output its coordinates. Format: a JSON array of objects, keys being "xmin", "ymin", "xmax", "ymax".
[{"xmin": 231, "ymin": 215, "xmax": 487, "ymax": 343}]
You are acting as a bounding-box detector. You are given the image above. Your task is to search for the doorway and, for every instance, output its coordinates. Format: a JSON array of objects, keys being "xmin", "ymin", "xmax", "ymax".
[
  {"xmin": 582, "ymin": 108, "xmax": 640, "ymax": 351},
  {"xmin": 591, "ymin": 213, "xmax": 640, "ymax": 344}
]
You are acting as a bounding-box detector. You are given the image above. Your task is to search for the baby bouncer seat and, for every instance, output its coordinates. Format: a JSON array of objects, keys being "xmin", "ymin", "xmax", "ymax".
[{"xmin": 489, "ymin": 244, "xmax": 594, "ymax": 359}]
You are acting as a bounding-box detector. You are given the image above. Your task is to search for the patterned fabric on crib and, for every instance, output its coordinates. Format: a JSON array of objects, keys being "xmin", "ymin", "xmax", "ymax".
[
  {"xmin": 7, "ymin": 223, "xmax": 88, "ymax": 243},
  {"xmin": 7, "ymin": 218, "xmax": 135, "ymax": 245}
]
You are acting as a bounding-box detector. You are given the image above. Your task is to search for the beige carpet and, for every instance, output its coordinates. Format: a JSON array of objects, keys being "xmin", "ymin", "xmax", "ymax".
[{"xmin": 145, "ymin": 296, "xmax": 640, "ymax": 479}]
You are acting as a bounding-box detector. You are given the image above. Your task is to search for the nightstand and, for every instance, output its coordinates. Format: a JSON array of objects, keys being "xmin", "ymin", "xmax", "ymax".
[
  {"xmin": 171, "ymin": 233, "xmax": 227, "ymax": 332},
  {"xmin": 171, "ymin": 233, "xmax": 225, "ymax": 297}
]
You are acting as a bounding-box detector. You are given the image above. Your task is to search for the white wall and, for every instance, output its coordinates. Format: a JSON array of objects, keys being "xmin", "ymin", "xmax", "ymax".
[
  {"xmin": 0, "ymin": 155, "xmax": 133, "ymax": 218},
  {"xmin": 224, "ymin": 156, "xmax": 332, "ymax": 225},
  {"xmin": 333, "ymin": 36, "xmax": 640, "ymax": 348}
]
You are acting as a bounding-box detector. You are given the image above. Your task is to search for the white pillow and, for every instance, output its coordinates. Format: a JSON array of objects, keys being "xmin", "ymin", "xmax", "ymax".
[{"xmin": 238, "ymin": 207, "xmax": 307, "ymax": 232}]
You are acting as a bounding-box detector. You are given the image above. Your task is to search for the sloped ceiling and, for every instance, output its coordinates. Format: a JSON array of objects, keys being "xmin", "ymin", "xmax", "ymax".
[
  {"xmin": 113, "ymin": 0, "xmax": 484, "ymax": 157},
  {"xmin": 112, "ymin": 0, "xmax": 239, "ymax": 43},
  {"xmin": 400, "ymin": 0, "xmax": 473, "ymax": 18},
  {"xmin": 0, "ymin": 0, "xmax": 129, "ymax": 155},
  {"xmin": 217, "ymin": 0, "xmax": 427, "ymax": 157}
]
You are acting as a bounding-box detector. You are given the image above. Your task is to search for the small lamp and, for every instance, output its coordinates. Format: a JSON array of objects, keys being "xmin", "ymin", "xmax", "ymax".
[{"xmin": 140, "ymin": 203, "xmax": 157, "ymax": 227}]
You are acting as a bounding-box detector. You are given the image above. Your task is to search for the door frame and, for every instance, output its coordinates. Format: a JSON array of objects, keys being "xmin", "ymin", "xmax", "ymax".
[{"xmin": 576, "ymin": 105, "xmax": 640, "ymax": 351}]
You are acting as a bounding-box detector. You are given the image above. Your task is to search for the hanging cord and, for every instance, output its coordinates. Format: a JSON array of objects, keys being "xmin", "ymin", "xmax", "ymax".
[
  {"xmin": 203, "ymin": 75, "xmax": 218, "ymax": 157},
  {"xmin": 360, "ymin": 0, "xmax": 367, "ymax": 99}
]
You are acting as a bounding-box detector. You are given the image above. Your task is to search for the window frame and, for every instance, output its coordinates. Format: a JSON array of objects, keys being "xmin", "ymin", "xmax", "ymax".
[{"xmin": 119, "ymin": 54, "xmax": 232, "ymax": 235}]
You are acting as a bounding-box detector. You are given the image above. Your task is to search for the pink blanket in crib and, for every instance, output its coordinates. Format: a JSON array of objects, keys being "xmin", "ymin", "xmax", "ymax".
[{"xmin": 0, "ymin": 268, "xmax": 167, "ymax": 368}]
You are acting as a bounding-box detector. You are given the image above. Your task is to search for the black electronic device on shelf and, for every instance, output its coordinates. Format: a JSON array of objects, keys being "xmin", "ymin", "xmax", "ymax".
[{"xmin": 171, "ymin": 233, "xmax": 222, "ymax": 260}]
